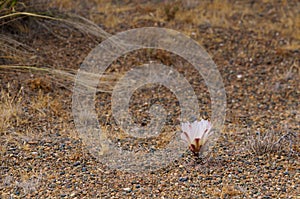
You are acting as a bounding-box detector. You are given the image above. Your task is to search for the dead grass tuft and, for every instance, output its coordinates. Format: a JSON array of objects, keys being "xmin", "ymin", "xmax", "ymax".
[
  {"xmin": 0, "ymin": 34, "xmax": 36, "ymax": 64},
  {"xmin": 220, "ymin": 184, "xmax": 243, "ymax": 198},
  {"xmin": 245, "ymin": 128, "xmax": 298, "ymax": 156},
  {"xmin": 0, "ymin": 83, "xmax": 23, "ymax": 134},
  {"xmin": 29, "ymin": 89, "xmax": 59, "ymax": 117}
]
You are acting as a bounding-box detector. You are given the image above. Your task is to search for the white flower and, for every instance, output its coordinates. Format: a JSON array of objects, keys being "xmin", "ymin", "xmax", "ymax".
[{"xmin": 180, "ymin": 119, "xmax": 212, "ymax": 155}]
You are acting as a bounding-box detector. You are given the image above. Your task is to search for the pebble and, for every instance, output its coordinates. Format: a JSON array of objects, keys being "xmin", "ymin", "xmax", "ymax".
[
  {"xmin": 179, "ymin": 177, "xmax": 188, "ymax": 182},
  {"xmin": 73, "ymin": 161, "xmax": 80, "ymax": 167},
  {"xmin": 82, "ymin": 167, "xmax": 87, "ymax": 172},
  {"xmin": 70, "ymin": 192, "xmax": 76, "ymax": 197},
  {"xmin": 123, "ymin": 187, "xmax": 132, "ymax": 193}
]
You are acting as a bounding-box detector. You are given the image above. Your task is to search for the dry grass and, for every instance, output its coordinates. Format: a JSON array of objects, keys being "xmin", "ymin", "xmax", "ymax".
[
  {"xmin": 0, "ymin": 34, "xmax": 35, "ymax": 64},
  {"xmin": 245, "ymin": 128, "xmax": 299, "ymax": 156},
  {"xmin": 0, "ymin": 83, "xmax": 23, "ymax": 134},
  {"xmin": 0, "ymin": 1, "xmax": 115, "ymax": 93},
  {"xmin": 0, "ymin": 11, "xmax": 111, "ymax": 39},
  {"xmin": 0, "ymin": 65, "xmax": 116, "ymax": 93},
  {"xmin": 1, "ymin": 0, "xmax": 298, "ymax": 92},
  {"xmin": 49, "ymin": 0, "xmax": 300, "ymax": 42},
  {"xmin": 15, "ymin": 171, "xmax": 42, "ymax": 195},
  {"xmin": 1, "ymin": 168, "xmax": 42, "ymax": 197}
]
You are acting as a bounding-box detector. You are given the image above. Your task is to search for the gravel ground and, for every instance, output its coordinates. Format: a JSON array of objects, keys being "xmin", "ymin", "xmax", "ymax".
[{"xmin": 0, "ymin": 0, "xmax": 299, "ymax": 198}]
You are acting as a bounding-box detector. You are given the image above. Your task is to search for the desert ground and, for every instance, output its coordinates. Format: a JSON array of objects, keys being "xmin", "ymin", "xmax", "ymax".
[{"xmin": 0, "ymin": 0, "xmax": 299, "ymax": 198}]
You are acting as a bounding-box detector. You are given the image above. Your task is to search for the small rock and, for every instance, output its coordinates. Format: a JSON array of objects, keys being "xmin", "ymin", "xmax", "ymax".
[
  {"xmin": 70, "ymin": 192, "xmax": 76, "ymax": 197},
  {"xmin": 179, "ymin": 177, "xmax": 188, "ymax": 182},
  {"xmin": 73, "ymin": 161, "xmax": 80, "ymax": 167},
  {"xmin": 262, "ymin": 196, "xmax": 271, "ymax": 199},
  {"xmin": 123, "ymin": 187, "xmax": 131, "ymax": 193}
]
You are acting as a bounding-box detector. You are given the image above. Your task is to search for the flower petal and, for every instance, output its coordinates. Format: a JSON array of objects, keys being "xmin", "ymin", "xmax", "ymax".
[
  {"xmin": 180, "ymin": 131, "xmax": 191, "ymax": 144},
  {"xmin": 180, "ymin": 119, "xmax": 212, "ymax": 154}
]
